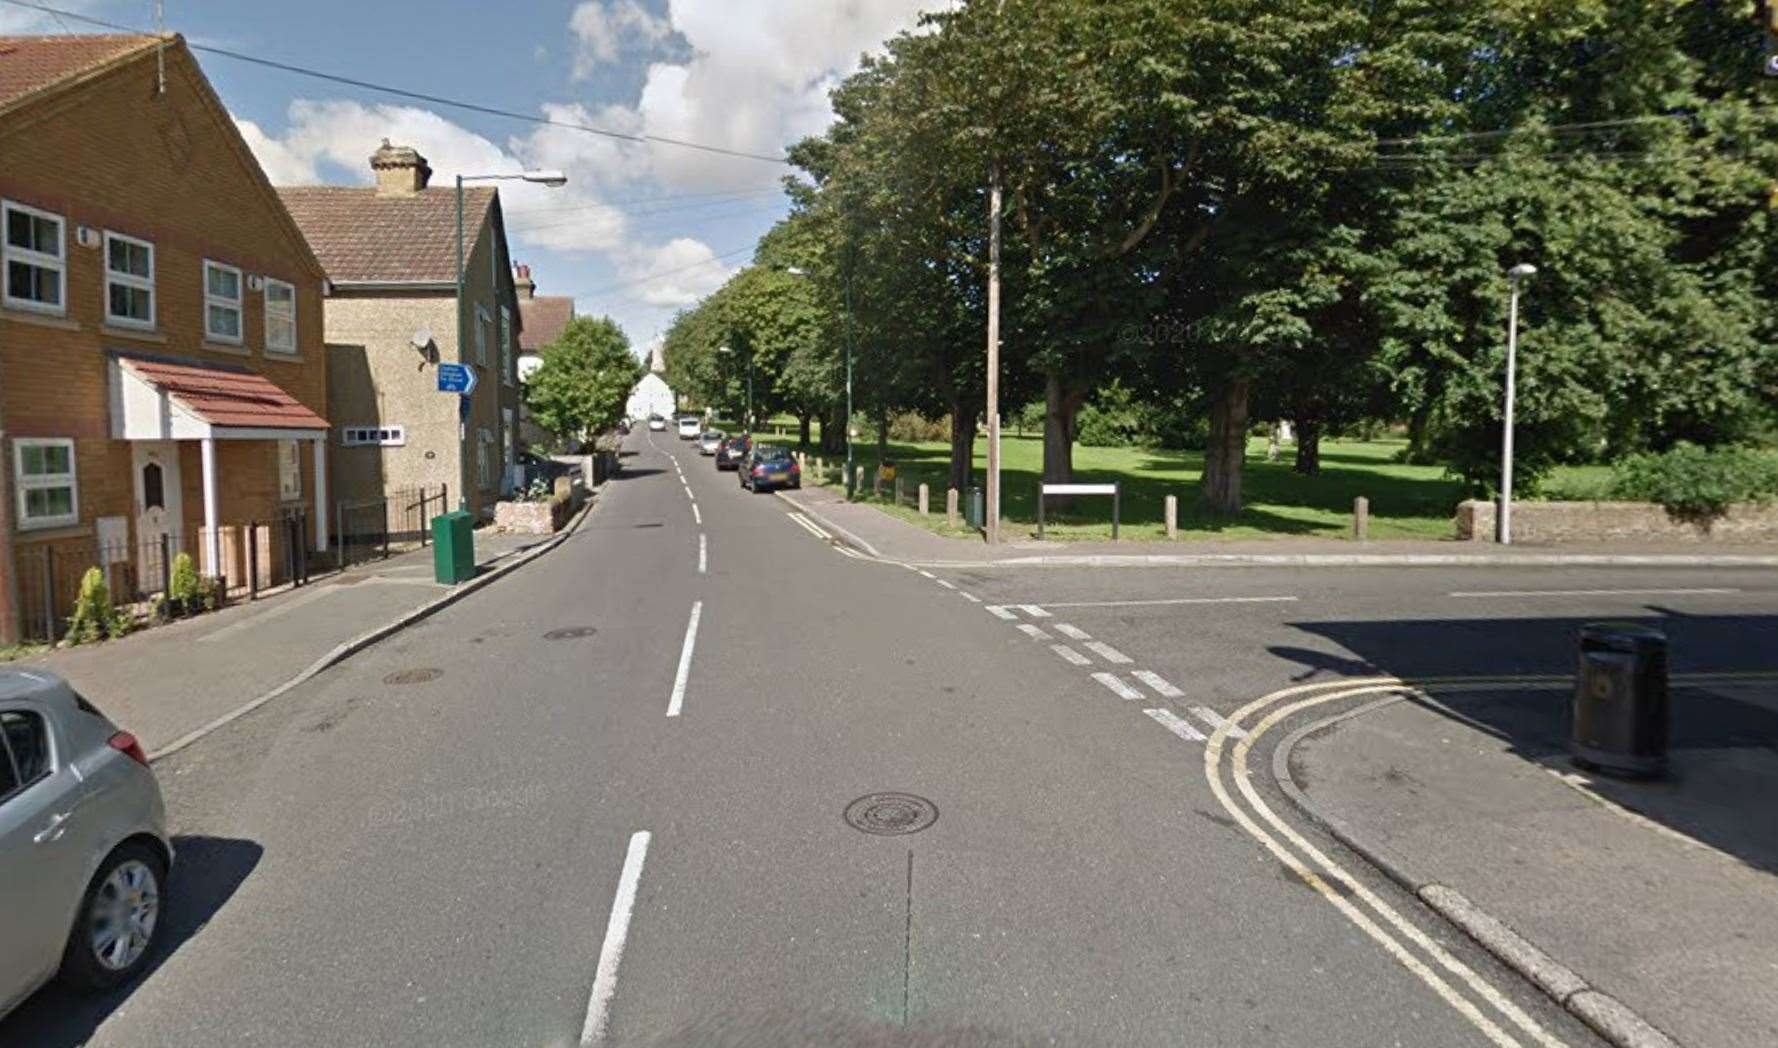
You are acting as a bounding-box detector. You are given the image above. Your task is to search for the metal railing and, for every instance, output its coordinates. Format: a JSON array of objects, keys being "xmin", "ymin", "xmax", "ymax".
[{"xmin": 334, "ymin": 484, "xmax": 447, "ymax": 568}]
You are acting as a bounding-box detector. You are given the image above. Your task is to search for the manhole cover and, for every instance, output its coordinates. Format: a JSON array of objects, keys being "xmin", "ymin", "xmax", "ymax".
[
  {"xmin": 844, "ymin": 792, "xmax": 938, "ymax": 836},
  {"xmin": 383, "ymin": 668, "xmax": 443, "ymax": 685},
  {"xmin": 544, "ymin": 626, "xmax": 597, "ymax": 640}
]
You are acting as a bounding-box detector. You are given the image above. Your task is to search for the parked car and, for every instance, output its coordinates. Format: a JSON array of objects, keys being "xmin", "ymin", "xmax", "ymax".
[
  {"xmin": 676, "ymin": 415, "xmax": 702, "ymax": 439},
  {"xmin": 517, "ymin": 450, "xmax": 574, "ymax": 490},
  {"xmin": 740, "ymin": 444, "xmax": 801, "ymax": 492},
  {"xmin": 715, "ymin": 434, "xmax": 752, "ymax": 471},
  {"xmin": 698, "ymin": 430, "xmax": 726, "ymax": 456},
  {"xmin": 647, "ymin": 414, "xmax": 667, "ymax": 431},
  {"xmin": 1, "ymin": 670, "xmax": 172, "ymax": 1020}
]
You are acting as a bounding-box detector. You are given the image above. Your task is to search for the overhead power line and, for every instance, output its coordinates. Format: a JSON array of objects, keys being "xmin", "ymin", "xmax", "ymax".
[
  {"xmin": 0, "ymin": 0, "xmax": 791, "ymax": 164},
  {"xmin": 1375, "ymin": 114, "xmax": 1697, "ymax": 150},
  {"xmin": 581, "ymin": 246, "xmax": 754, "ymax": 300}
]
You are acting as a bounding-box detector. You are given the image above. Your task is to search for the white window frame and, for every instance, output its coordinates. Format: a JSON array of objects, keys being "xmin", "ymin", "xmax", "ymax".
[
  {"xmin": 499, "ymin": 306, "xmax": 514, "ymax": 386},
  {"xmin": 102, "ymin": 230, "xmax": 156, "ymax": 329},
  {"xmin": 13, "ymin": 437, "xmax": 78, "ymax": 530},
  {"xmin": 341, "ymin": 426, "xmax": 406, "ymax": 447},
  {"xmin": 204, "ymin": 259, "xmax": 244, "ymax": 344},
  {"xmin": 277, "ymin": 439, "xmax": 302, "ymax": 501},
  {"xmin": 263, "ymin": 277, "xmax": 297, "ymax": 355},
  {"xmin": 2, "ymin": 199, "xmax": 66, "ymax": 316}
]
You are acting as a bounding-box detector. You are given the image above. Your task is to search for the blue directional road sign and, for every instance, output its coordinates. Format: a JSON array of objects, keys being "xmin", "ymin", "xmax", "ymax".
[{"xmin": 437, "ymin": 362, "xmax": 478, "ymax": 395}]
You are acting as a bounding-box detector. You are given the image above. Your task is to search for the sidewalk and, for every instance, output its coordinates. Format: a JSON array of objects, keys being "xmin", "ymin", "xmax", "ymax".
[
  {"xmin": 11, "ymin": 521, "xmax": 570, "ymax": 755},
  {"xmin": 777, "ymin": 485, "xmax": 1778, "ymax": 568},
  {"xmin": 1281, "ymin": 679, "xmax": 1778, "ymax": 1048}
]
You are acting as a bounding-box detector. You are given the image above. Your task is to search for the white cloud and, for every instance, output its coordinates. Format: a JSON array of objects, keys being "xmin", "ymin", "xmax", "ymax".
[
  {"xmin": 234, "ymin": 116, "xmax": 319, "ymax": 185},
  {"xmin": 570, "ymin": 0, "xmax": 672, "ymax": 79},
  {"xmin": 619, "ymin": 237, "xmax": 735, "ymax": 307}
]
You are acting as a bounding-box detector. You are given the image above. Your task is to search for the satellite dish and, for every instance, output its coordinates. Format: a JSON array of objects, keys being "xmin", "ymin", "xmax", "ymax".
[{"xmin": 410, "ymin": 327, "xmax": 433, "ymax": 351}]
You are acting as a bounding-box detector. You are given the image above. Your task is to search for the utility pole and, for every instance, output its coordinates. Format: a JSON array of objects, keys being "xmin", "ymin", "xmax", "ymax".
[
  {"xmin": 1499, "ymin": 263, "xmax": 1536, "ymax": 544},
  {"xmin": 985, "ymin": 164, "xmax": 1003, "ymax": 544}
]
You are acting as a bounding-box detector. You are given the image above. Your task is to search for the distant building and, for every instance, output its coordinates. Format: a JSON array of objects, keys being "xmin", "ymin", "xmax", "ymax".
[
  {"xmin": 626, "ymin": 373, "xmax": 676, "ymax": 423},
  {"xmin": 512, "ymin": 262, "xmax": 571, "ymax": 448}
]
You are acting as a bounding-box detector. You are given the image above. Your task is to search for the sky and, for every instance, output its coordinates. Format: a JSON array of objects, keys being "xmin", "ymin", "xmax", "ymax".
[{"xmin": 0, "ymin": 0, "xmax": 940, "ymax": 359}]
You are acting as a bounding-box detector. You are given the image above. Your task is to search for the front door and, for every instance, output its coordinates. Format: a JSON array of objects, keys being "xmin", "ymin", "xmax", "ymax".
[{"xmin": 132, "ymin": 441, "xmax": 182, "ymax": 590}]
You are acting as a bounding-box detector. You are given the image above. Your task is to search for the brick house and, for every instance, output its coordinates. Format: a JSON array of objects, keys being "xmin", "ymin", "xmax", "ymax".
[
  {"xmin": 0, "ymin": 35, "xmax": 331, "ymax": 643},
  {"xmin": 278, "ymin": 143, "xmax": 523, "ymax": 524},
  {"xmin": 512, "ymin": 262, "xmax": 572, "ymax": 450}
]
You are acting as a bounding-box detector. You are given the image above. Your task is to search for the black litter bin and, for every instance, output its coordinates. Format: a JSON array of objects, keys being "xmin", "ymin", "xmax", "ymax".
[{"xmin": 1571, "ymin": 622, "xmax": 1669, "ymax": 778}]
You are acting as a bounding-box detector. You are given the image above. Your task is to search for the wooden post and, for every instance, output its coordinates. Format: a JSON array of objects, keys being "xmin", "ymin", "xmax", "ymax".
[
  {"xmin": 946, "ymin": 487, "xmax": 959, "ymax": 527},
  {"xmin": 1353, "ymin": 496, "xmax": 1369, "ymax": 542},
  {"xmin": 1165, "ymin": 495, "xmax": 1178, "ymax": 541},
  {"xmin": 919, "ymin": 483, "xmax": 930, "ymax": 516},
  {"xmin": 894, "ymin": 475, "xmax": 904, "ymax": 505},
  {"xmin": 856, "ymin": 465, "xmax": 865, "ymax": 495}
]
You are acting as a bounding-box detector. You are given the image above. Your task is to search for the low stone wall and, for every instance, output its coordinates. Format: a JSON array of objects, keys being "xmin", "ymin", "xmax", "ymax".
[
  {"xmin": 1455, "ymin": 499, "xmax": 1778, "ymax": 543},
  {"xmin": 493, "ymin": 495, "xmax": 573, "ymax": 535}
]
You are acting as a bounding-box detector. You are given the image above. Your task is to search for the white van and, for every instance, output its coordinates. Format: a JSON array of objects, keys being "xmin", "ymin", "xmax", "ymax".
[{"xmin": 676, "ymin": 416, "xmax": 702, "ymax": 439}]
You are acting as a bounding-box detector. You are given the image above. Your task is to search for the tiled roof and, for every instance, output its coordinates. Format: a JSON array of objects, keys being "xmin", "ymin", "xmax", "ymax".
[
  {"xmin": 519, "ymin": 295, "xmax": 574, "ymax": 351},
  {"xmin": 118, "ymin": 354, "xmax": 328, "ymax": 431},
  {"xmin": 0, "ymin": 34, "xmax": 158, "ymax": 110},
  {"xmin": 276, "ymin": 186, "xmax": 496, "ymax": 284}
]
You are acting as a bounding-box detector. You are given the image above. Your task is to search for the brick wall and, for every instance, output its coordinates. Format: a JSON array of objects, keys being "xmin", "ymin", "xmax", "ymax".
[{"xmin": 1455, "ymin": 500, "xmax": 1778, "ymax": 543}]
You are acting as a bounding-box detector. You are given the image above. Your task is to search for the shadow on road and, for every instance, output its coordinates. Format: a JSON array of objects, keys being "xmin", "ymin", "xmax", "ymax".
[
  {"xmin": 0, "ymin": 835, "xmax": 263, "ymax": 1046},
  {"xmin": 1276, "ymin": 611, "xmax": 1778, "ymax": 874}
]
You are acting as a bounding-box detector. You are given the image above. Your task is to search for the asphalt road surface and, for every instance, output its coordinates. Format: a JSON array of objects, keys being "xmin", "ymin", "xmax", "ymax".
[{"xmin": 11, "ymin": 427, "xmax": 1771, "ymax": 1046}]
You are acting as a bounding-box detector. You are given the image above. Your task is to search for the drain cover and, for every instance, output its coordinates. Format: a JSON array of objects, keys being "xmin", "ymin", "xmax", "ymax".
[
  {"xmin": 383, "ymin": 667, "xmax": 443, "ymax": 685},
  {"xmin": 844, "ymin": 792, "xmax": 938, "ymax": 836},
  {"xmin": 544, "ymin": 626, "xmax": 597, "ymax": 640}
]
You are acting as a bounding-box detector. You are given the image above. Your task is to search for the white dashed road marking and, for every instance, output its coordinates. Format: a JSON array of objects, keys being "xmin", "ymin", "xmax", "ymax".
[
  {"xmin": 1083, "ymin": 641, "xmax": 1132, "ymax": 665},
  {"xmin": 1092, "ymin": 672, "xmax": 1145, "ymax": 701},
  {"xmin": 1051, "ymin": 644, "xmax": 1092, "ymax": 666},
  {"xmin": 1191, "ymin": 706, "xmax": 1246, "ymax": 738},
  {"xmin": 985, "ymin": 605, "xmax": 1019, "ymax": 621},
  {"xmin": 1143, "ymin": 708, "xmax": 1207, "ymax": 742},
  {"xmin": 935, "ymin": 578, "xmax": 957, "ymax": 590},
  {"xmin": 1016, "ymin": 604, "xmax": 1051, "ymax": 618},
  {"xmin": 1016, "ymin": 623, "xmax": 1052, "ymax": 641},
  {"xmin": 1131, "ymin": 670, "xmax": 1184, "ymax": 698},
  {"xmin": 692, "ymin": 503, "xmax": 702, "ymax": 524},
  {"xmin": 666, "ymin": 602, "xmax": 702, "ymax": 718},
  {"xmin": 579, "ymin": 829, "xmax": 651, "ymax": 1046},
  {"xmin": 698, "ymin": 533, "xmax": 707, "ymax": 574},
  {"xmin": 960, "ymin": 592, "xmax": 982, "ymax": 603},
  {"xmin": 1053, "ymin": 623, "xmax": 1092, "ymax": 641}
]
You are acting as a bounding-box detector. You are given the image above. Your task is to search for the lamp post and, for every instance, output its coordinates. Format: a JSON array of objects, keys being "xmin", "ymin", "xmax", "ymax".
[
  {"xmin": 456, "ymin": 169, "xmax": 566, "ymax": 509},
  {"xmin": 1499, "ymin": 262, "xmax": 1536, "ymax": 544},
  {"xmin": 718, "ymin": 345, "xmax": 752, "ymax": 433}
]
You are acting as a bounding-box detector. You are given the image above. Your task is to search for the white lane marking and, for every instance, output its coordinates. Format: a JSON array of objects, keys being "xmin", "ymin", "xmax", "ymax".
[
  {"xmin": 1015, "ymin": 604, "xmax": 1051, "ymax": 618},
  {"xmin": 1053, "ymin": 623, "xmax": 1092, "ymax": 641},
  {"xmin": 1143, "ymin": 707, "xmax": 1207, "ymax": 741},
  {"xmin": 1017, "ymin": 596, "xmax": 1298, "ymax": 609},
  {"xmin": 935, "ymin": 579, "xmax": 958, "ymax": 590},
  {"xmin": 1448, "ymin": 587, "xmax": 1741, "ymax": 598},
  {"xmin": 985, "ymin": 605, "xmax": 1018, "ymax": 621},
  {"xmin": 1050, "ymin": 644, "xmax": 1092, "ymax": 666},
  {"xmin": 1015, "ymin": 623, "xmax": 1052, "ymax": 641},
  {"xmin": 1091, "ymin": 672, "xmax": 1144, "ymax": 701},
  {"xmin": 698, "ymin": 533, "xmax": 707, "ymax": 574},
  {"xmin": 1191, "ymin": 706, "xmax": 1246, "ymax": 738},
  {"xmin": 692, "ymin": 503, "xmax": 702, "ymax": 525},
  {"xmin": 917, "ymin": 569, "xmax": 937, "ymax": 579},
  {"xmin": 1131, "ymin": 670, "xmax": 1184, "ymax": 698},
  {"xmin": 1083, "ymin": 640, "xmax": 1132, "ymax": 665},
  {"xmin": 666, "ymin": 602, "xmax": 702, "ymax": 717},
  {"xmin": 788, "ymin": 513, "xmax": 832, "ymax": 540},
  {"xmin": 960, "ymin": 592, "xmax": 982, "ymax": 603},
  {"xmin": 579, "ymin": 830, "xmax": 651, "ymax": 1047}
]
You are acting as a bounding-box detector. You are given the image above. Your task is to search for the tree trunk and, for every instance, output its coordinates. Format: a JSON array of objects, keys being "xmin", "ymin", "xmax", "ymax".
[
  {"xmin": 948, "ymin": 396, "xmax": 976, "ymax": 493},
  {"xmin": 1198, "ymin": 380, "xmax": 1250, "ymax": 516},
  {"xmin": 821, "ymin": 404, "xmax": 845, "ymax": 454},
  {"xmin": 1293, "ymin": 416, "xmax": 1322, "ymax": 475},
  {"xmin": 798, "ymin": 412, "xmax": 811, "ymax": 448},
  {"xmin": 876, "ymin": 409, "xmax": 889, "ymax": 459}
]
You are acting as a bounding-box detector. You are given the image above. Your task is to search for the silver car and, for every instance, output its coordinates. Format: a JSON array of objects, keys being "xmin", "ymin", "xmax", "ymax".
[
  {"xmin": 698, "ymin": 430, "xmax": 726, "ymax": 456},
  {"xmin": 0, "ymin": 669, "xmax": 172, "ymax": 1019}
]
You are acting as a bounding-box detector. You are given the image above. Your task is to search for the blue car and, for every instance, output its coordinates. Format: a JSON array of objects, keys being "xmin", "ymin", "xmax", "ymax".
[{"xmin": 739, "ymin": 444, "xmax": 801, "ymax": 492}]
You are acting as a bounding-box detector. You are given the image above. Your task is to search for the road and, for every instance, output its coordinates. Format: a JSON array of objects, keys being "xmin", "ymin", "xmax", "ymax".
[{"xmin": 8, "ymin": 427, "xmax": 1772, "ymax": 1046}]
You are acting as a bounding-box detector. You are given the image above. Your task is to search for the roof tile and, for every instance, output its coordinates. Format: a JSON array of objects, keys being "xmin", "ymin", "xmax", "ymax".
[
  {"xmin": 119, "ymin": 354, "xmax": 329, "ymax": 431},
  {"xmin": 0, "ymin": 34, "xmax": 157, "ymax": 110},
  {"xmin": 518, "ymin": 296, "xmax": 574, "ymax": 351},
  {"xmin": 276, "ymin": 186, "xmax": 495, "ymax": 284}
]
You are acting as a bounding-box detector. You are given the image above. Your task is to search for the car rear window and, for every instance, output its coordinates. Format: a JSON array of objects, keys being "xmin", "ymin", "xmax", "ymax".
[
  {"xmin": 0, "ymin": 709, "xmax": 50, "ymax": 789},
  {"xmin": 757, "ymin": 447, "xmax": 791, "ymax": 462}
]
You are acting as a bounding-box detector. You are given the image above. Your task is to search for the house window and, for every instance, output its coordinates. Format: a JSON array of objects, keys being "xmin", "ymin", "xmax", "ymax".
[
  {"xmin": 103, "ymin": 231, "xmax": 155, "ymax": 328},
  {"xmin": 474, "ymin": 306, "xmax": 491, "ymax": 366},
  {"xmin": 341, "ymin": 426, "xmax": 406, "ymax": 447},
  {"xmin": 499, "ymin": 306, "xmax": 513, "ymax": 385},
  {"xmin": 3, "ymin": 200, "xmax": 65, "ymax": 314},
  {"xmin": 476, "ymin": 429, "xmax": 492, "ymax": 490},
  {"xmin": 13, "ymin": 437, "xmax": 78, "ymax": 529},
  {"xmin": 204, "ymin": 260, "xmax": 243, "ymax": 343},
  {"xmin": 277, "ymin": 439, "xmax": 302, "ymax": 500},
  {"xmin": 264, "ymin": 278, "xmax": 296, "ymax": 354}
]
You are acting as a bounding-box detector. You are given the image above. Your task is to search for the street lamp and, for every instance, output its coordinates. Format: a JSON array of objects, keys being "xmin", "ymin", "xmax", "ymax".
[
  {"xmin": 455, "ymin": 170, "xmax": 566, "ymax": 508},
  {"xmin": 718, "ymin": 345, "xmax": 752, "ymax": 434},
  {"xmin": 1499, "ymin": 262, "xmax": 1536, "ymax": 544}
]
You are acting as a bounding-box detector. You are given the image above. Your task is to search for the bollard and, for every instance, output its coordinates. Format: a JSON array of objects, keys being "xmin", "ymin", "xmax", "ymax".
[
  {"xmin": 856, "ymin": 465, "xmax": 865, "ymax": 494},
  {"xmin": 1165, "ymin": 494, "xmax": 1178, "ymax": 540},
  {"xmin": 1353, "ymin": 496, "xmax": 1369, "ymax": 542},
  {"xmin": 895, "ymin": 475, "xmax": 904, "ymax": 505},
  {"xmin": 919, "ymin": 483, "xmax": 930, "ymax": 516},
  {"xmin": 815, "ymin": 456, "xmax": 824, "ymax": 478},
  {"xmin": 946, "ymin": 487, "xmax": 959, "ymax": 527}
]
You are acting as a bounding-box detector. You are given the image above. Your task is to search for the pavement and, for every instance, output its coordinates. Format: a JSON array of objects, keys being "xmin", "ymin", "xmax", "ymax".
[
  {"xmin": 779, "ymin": 482, "xmax": 1778, "ymax": 568},
  {"xmin": 3, "ymin": 424, "xmax": 1773, "ymax": 1047},
  {"xmin": 9, "ymin": 518, "xmax": 565, "ymax": 754}
]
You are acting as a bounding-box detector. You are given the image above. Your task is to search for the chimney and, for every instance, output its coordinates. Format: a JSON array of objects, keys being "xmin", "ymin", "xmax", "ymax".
[
  {"xmin": 370, "ymin": 139, "xmax": 432, "ymax": 197},
  {"xmin": 513, "ymin": 263, "xmax": 536, "ymax": 299}
]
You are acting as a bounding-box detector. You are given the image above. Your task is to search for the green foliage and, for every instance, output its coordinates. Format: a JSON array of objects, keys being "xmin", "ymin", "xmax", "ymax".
[
  {"xmin": 526, "ymin": 317, "xmax": 642, "ymax": 444},
  {"xmin": 1609, "ymin": 444, "xmax": 1778, "ymax": 520},
  {"xmin": 66, "ymin": 566, "xmax": 130, "ymax": 645},
  {"xmin": 887, "ymin": 412, "xmax": 949, "ymax": 442},
  {"xmin": 169, "ymin": 552, "xmax": 200, "ymax": 608}
]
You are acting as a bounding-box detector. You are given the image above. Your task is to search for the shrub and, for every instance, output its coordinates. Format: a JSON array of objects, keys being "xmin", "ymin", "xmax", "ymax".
[
  {"xmin": 1609, "ymin": 443, "xmax": 1778, "ymax": 520},
  {"xmin": 887, "ymin": 411, "xmax": 950, "ymax": 442},
  {"xmin": 66, "ymin": 566, "xmax": 131, "ymax": 644},
  {"xmin": 164, "ymin": 551, "xmax": 221, "ymax": 616}
]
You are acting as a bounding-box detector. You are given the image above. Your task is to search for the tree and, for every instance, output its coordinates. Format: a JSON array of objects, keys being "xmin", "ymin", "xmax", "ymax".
[{"xmin": 526, "ymin": 316, "xmax": 643, "ymax": 446}]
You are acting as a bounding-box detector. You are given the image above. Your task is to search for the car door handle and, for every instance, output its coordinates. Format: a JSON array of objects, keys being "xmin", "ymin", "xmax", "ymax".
[{"xmin": 33, "ymin": 811, "xmax": 71, "ymax": 844}]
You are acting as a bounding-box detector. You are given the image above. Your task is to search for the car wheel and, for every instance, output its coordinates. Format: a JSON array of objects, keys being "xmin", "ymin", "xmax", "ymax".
[{"xmin": 60, "ymin": 840, "xmax": 167, "ymax": 990}]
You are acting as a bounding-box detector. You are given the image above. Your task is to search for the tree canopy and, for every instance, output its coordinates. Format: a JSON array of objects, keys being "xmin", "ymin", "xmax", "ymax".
[{"xmin": 526, "ymin": 315, "xmax": 644, "ymax": 445}]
